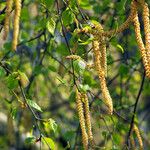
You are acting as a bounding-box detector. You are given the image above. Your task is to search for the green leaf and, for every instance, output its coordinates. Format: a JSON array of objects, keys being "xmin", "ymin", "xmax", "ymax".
[
  {"xmin": 78, "ymin": 0, "xmax": 92, "ymax": 10},
  {"xmin": 79, "ymin": 84, "xmax": 90, "ymax": 93},
  {"xmin": 40, "ymin": 0, "xmax": 54, "ymax": 8},
  {"xmin": 21, "ymin": 7, "xmax": 30, "ymax": 21},
  {"xmin": 56, "ymin": 43, "xmax": 69, "ymax": 56},
  {"xmin": 48, "ymin": 118, "xmax": 58, "ymax": 133},
  {"xmin": 73, "ymin": 59, "xmax": 86, "ymax": 74},
  {"xmin": 0, "ymin": 14, "xmax": 5, "ymax": 23},
  {"xmin": 47, "ymin": 18, "xmax": 56, "ymax": 35},
  {"xmin": 116, "ymin": 0, "xmax": 127, "ymax": 13},
  {"xmin": 116, "ymin": 122, "xmax": 128, "ymax": 132},
  {"xmin": 18, "ymin": 70, "xmax": 29, "ymax": 88},
  {"xmin": 36, "ymin": 18, "xmax": 47, "ymax": 30},
  {"xmin": 6, "ymin": 74, "xmax": 19, "ymax": 90},
  {"xmin": 33, "ymin": 65, "xmax": 43, "ymax": 75},
  {"xmin": 0, "ymin": 66, "xmax": 6, "ymax": 77},
  {"xmin": 83, "ymin": 71, "xmax": 97, "ymax": 87},
  {"xmin": 94, "ymin": 99, "xmax": 103, "ymax": 106},
  {"xmin": 43, "ymin": 118, "xmax": 58, "ymax": 133},
  {"xmin": 102, "ymin": 130, "xmax": 109, "ymax": 139},
  {"xmin": 48, "ymin": 65, "xmax": 57, "ymax": 72},
  {"xmin": 3, "ymin": 42, "xmax": 12, "ymax": 51},
  {"xmin": 69, "ymin": 91, "xmax": 76, "ymax": 102},
  {"xmin": 26, "ymin": 99, "xmax": 43, "ymax": 112},
  {"xmin": 11, "ymin": 107, "xmax": 17, "ymax": 119},
  {"xmin": 25, "ymin": 136, "xmax": 36, "ymax": 144},
  {"xmin": 62, "ymin": 8, "xmax": 75, "ymax": 26},
  {"xmin": 42, "ymin": 137, "xmax": 55, "ymax": 150},
  {"xmin": 63, "ymin": 131, "xmax": 75, "ymax": 141},
  {"xmin": 119, "ymin": 64, "xmax": 129, "ymax": 76},
  {"xmin": 112, "ymin": 134, "xmax": 121, "ymax": 145}
]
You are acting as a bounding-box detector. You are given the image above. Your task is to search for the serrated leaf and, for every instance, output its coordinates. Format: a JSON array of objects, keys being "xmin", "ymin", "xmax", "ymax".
[
  {"xmin": 42, "ymin": 137, "xmax": 55, "ymax": 150},
  {"xmin": 26, "ymin": 99, "xmax": 43, "ymax": 112},
  {"xmin": 73, "ymin": 60, "xmax": 86, "ymax": 74},
  {"xmin": 47, "ymin": 18, "xmax": 56, "ymax": 35},
  {"xmin": 62, "ymin": 8, "xmax": 75, "ymax": 26},
  {"xmin": 48, "ymin": 118, "xmax": 58, "ymax": 133},
  {"xmin": 43, "ymin": 118, "xmax": 58, "ymax": 134}
]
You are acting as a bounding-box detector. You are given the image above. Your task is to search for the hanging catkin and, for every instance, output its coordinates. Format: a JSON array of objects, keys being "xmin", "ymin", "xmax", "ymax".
[
  {"xmin": 89, "ymin": 23, "xmax": 107, "ymax": 76},
  {"xmin": 92, "ymin": 40, "xmax": 113, "ymax": 115},
  {"xmin": 12, "ymin": 0, "xmax": 21, "ymax": 51},
  {"xmin": 3, "ymin": 0, "xmax": 13, "ymax": 40},
  {"xmin": 130, "ymin": 135, "xmax": 136, "ymax": 150},
  {"xmin": 98, "ymin": 26, "xmax": 107, "ymax": 77},
  {"xmin": 99, "ymin": 40, "xmax": 107, "ymax": 77},
  {"xmin": 133, "ymin": 6, "xmax": 150, "ymax": 78},
  {"xmin": 133, "ymin": 125, "xmax": 143, "ymax": 150},
  {"xmin": 142, "ymin": 2, "xmax": 150, "ymax": 78},
  {"xmin": 82, "ymin": 93, "xmax": 94, "ymax": 145},
  {"xmin": 76, "ymin": 89, "xmax": 88, "ymax": 150}
]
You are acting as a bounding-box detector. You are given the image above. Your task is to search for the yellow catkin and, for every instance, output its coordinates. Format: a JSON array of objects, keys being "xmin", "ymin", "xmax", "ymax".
[
  {"xmin": 86, "ymin": 63, "xmax": 94, "ymax": 69},
  {"xmin": 142, "ymin": 2, "xmax": 150, "ymax": 78},
  {"xmin": 82, "ymin": 93, "xmax": 94, "ymax": 145},
  {"xmin": 66, "ymin": 55, "xmax": 81, "ymax": 60},
  {"xmin": 130, "ymin": 135, "xmax": 136, "ymax": 150},
  {"xmin": 89, "ymin": 23, "xmax": 107, "ymax": 76},
  {"xmin": 133, "ymin": 7, "xmax": 150, "ymax": 78},
  {"xmin": 3, "ymin": 0, "xmax": 13, "ymax": 40},
  {"xmin": 133, "ymin": 125, "xmax": 143, "ymax": 150},
  {"xmin": 100, "ymin": 41, "xmax": 107, "ymax": 77},
  {"xmin": 98, "ymin": 25, "xmax": 107, "ymax": 77},
  {"xmin": 92, "ymin": 40, "xmax": 113, "ymax": 114},
  {"xmin": 76, "ymin": 89, "xmax": 88, "ymax": 150},
  {"xmin": 12, "ymin": 0, "xmax": 21, "ymax": 51}
]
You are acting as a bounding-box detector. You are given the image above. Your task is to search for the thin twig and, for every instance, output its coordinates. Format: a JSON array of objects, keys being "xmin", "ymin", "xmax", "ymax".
[{"xmin": 126, "ymin": 71, "xmax": 145, "ymax": 146}]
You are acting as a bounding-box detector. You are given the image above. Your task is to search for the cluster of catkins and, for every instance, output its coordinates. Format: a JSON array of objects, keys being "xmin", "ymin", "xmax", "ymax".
[
  {"xmin": 2, "ymin": 0, "xmax": 148, "ymax": 149},
  {"xmin": 75, "ymin": 89, "xmax": 94, "ymax": 150},
  {"xmin": 133, "ymin": 0, "xmax": 150, "ymax": 78},
  {"xmin": 3, "ymin": 0, "xmax": 21, "ymax": 51},
  {"xmin": 73, "ymin": 0, "xmax": 149, "ymax": 149}
]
